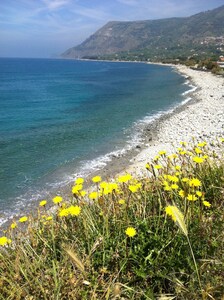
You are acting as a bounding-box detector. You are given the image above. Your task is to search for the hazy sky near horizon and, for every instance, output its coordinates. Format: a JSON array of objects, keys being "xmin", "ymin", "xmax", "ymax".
[{"xmin": 0, "ymin": 0, "xmax": 223, "ymax": 58}]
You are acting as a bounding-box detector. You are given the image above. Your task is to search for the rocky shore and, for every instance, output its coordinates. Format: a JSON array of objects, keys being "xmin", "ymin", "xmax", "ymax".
[{"xmin": 125, "ymin": 65, "xmax": 224, "ymax": 176}]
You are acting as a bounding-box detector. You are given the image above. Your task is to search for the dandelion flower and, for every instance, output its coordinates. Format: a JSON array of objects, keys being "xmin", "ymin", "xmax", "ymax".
[
  {"xmin": 92, "ymin": 176, "xmax": 101, "ymax": 183},
  {"xmin": 187, "ymin": 194, "xmax": 198, "ymax": 201},
  {"xmin": 154, "ymin": 164, "xmax": 162, "ymax": 170},
  {"xmin": 53, "ymin": 196, "xmax": 63, "ymax": 204},
  {"xmin": 193, "ymin": 156, "xmax": 204, "ymax": 164},
  {"xmin": 46, "ymin": 216, "xmax": 53, "ymax": 221},
  {"xmin": 179, "ymin": 190, "xmax": 185, "ymax": 198},
  {"xmin": 129, "ymin": 185, "xmax": 139, "ymax": 193},
  {"xmin": 175, "ymin": 165, "xmax": 181, "ymax": 171},
  {"xmin": 117, "ymin": 173, "xmax": 132, "ymax": 183},
  {"xmin": 125, "ymin": 227, "xmax": 137, "ymax": 237},
  {"xmin": 80, "ymin": 190, "xmax": 86, "ymax": 197},
  {"xmin": 195, "ymin": 148, "xmax": 202, "ymax": 154},
  {"xmin": 75, "ymin": 177, "xmax": 84, "ymax": 185},
  {"xmin": 197, "ymin": 142, "xmax": 207, "ymax": 147},
  {"xmin": 72, "ymin": 184, "xmax": 83, "ymax": 194},
  {"xmin": 164, "ymin": 185, "xmax": 171, "ymax": 191},
  {"xmin": 182, "ymin": 177, "xmax": 189, "ymax": 183},
  {"xmin": 180, "ymin": 150, "xmax": 187, "ymax": 155},
  {"xmin": 145, "ymin": 163, "xmax": 150, "ymax": 170},
  {"xmin": 118, "ymin": 199, "xmax": 125, "ymax": 205},
  {"xmin": 68, "ymin": 205, "xmax": 81, "ymax": 216},
  {"xmin": 89, "ymin": 191, "xmax": 98, "ymax": 200},
  {"xmin": 189, "ymin": 178, "xmax": 201, "ymax": 187},
  {"xmin": 0, "ymin": 236, "xmax": 11, "ymax": 246},
  {"xmin": 153, "ymin": 155, "xmax": 160, "ymax": 161},
  {"xmin": 165, "ymin": 206, "xmax": 188, "ymax": 236},
  {"xmin": 10, "ymin": 222, "xmax": 17, "ymax": 229},
  {"xmin": 39, "ymin": 200, "xmax": 47, "ymax": 207},
  {"xmin": 159, "ymin": 150, "xmax": 166, "ymax": 156},
  {"xmin": 58, "ymin": 208, "xmax": 69, "ymax": 217},
  {"xmin": 19, "ymin": 216, "xmax": 28, "ymax": 223},
  {"xmin": 196, "ymin": 191, "xmax": 202, "ymax": 197},
  {"xmin": 203, "ymin": 201, "xmax": 211, "ymax": 207},
  {"xmin": 171, "ymin": 184, "xmax": 179, "ymax": 190}
]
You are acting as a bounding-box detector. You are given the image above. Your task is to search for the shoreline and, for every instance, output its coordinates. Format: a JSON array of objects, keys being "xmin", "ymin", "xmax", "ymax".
[
  {"xmin": 124, "ymin": 64, "xmax": 224, "ymax": 176},
  {"xmin": 1, "ymin": 63, "xmax": 223, "ymax": 229}
]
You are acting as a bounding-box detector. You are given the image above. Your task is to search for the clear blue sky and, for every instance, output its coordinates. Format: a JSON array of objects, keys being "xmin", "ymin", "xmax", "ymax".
[{"xmin": 0, "ymin": 0, "xmax": 223, "ymax": 58}]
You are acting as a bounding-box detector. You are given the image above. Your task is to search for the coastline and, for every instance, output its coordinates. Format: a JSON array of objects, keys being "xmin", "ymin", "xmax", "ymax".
[
  {"xmin": 123, "ymin": 64, "xmax": 224, "ymax": 177},
  {"xmin": 1, "ymin": 63, "xmax": 223, "ymax": 229}
]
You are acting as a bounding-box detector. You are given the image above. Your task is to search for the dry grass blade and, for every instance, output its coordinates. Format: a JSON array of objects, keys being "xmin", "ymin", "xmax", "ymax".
[{"xmin": 64, "ymin": 248, "xmax": 85, "ymax": 274}]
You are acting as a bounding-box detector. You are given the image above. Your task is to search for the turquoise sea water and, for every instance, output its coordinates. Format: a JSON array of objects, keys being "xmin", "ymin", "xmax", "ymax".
[{"xmin": 0, "ymin": 58, "xmax": 191, "ymax": 224}]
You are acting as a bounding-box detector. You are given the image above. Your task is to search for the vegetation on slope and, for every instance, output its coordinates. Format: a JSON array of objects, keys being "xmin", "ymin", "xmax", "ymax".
[
  {"xmin": 62, "ymin": 5, "xmax": 224, "ymax": 62},
  {"xmin": 0, "ymin": 138, "xmax": 224, "ymax": 299}
]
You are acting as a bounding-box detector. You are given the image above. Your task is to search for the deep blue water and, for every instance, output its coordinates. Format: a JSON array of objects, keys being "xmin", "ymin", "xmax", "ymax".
[{"xmin": 0, "ymin": 58, "xmax": 190, "ymax": 223}]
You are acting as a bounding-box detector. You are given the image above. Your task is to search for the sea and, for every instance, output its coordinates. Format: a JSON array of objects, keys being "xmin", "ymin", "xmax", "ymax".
[{"xmin": 0, "ymin": 58, "xmax": 194, "ymax": 226}]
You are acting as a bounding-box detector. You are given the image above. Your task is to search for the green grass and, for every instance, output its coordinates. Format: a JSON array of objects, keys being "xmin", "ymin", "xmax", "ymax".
[{"xmin": 0, "ymin": 138, "xmax": 224, "ymax": 299}]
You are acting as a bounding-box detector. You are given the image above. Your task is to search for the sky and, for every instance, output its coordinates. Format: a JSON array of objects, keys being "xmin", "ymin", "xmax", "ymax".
[{"xmin": 0, "ymin": 0, "xmax": 223, "ymax": 58}]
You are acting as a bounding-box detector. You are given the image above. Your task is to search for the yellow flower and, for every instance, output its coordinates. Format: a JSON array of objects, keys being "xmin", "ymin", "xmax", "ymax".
[
  {"xmin": 154, "ymin": 164, "xmax": 162, "ymax": 170},
  {"xmin": 159, "ymin": 150, "xmax": 166, "ymax": 156},
  {"xmin": 171, "ymin": 184, "xmax": 179, "ymax": 190},
  {"xmin": 165, "ymin": 206, "xmax": 188, "ymax": 236},
  {"xmin": 203, "ymin": 201, "xmax": 211, "ymax": 207},
  {"xmin": 10, "ymin": 222, "xmax": 17, "ymax": 229},
  {"xmin": 165, "ymin": 206, "xmax": 177, "ymax": 221},
  {"xmin": 0, "ymin": 236, "xmax": 11, "ymax": 246},
  {"xmin": 46, "ymin": 216, "xmax": 53, "ymax": 221},
  {"xmin": 179, "ymin": 190, "xmax": 185, "ymax": 198},
  {"xmin": 193, "ymin": 156, "xmax": 204, "ymax": 164},
  {"xmin": 39, "ymin": 200, "xmax": 47, "ymax": 207},
  {"xmin": 196, "ymin": 191, "xmax": 202, "ymax": 197},
  {"xmin": 179, "ymin": 151, "xmax": 187, "ymax": 155},
  {"xmin": 75, "ymin": 177, "xmax": 84, "ymax": 185},
  {"xmin": 175, "ymin": 165, "xmax": 181, "ymax": 171},
  {"xmin": 195, "ymin": 148, "xmax": 202, "ymax": 154},
  {"xmin": 72, "ymin": 184, "xmax": 83, "ymax": 194},
  {"xmin": 145, "ymin": 163, "xmax": 150, "ymax": 170},
  {"xmin": 117, "ymin": 173, "xmax": 132, "ymax": 183},
  {"xmin": 89, "ymin": 191, "xmax": 98, "ymax": 200},
  {"xmin": 187, "ymin": 194, "xmax": 198, "ymax": 201},
  {"xmin": 80, "ymin": 190, "xmax": 86, "ymax": 197},
  {"xmin": 118, "ymin": 199, "xmax": 125, "ymax": 205},
  {"xmin": 53, "ymin": 196, "xmax": 63, "ymax": 204},
  {"xmin": 92, "ymin": 176, "xmax": 102, "ymax": 183},
  {"xmin": 197, "ymin": 142, "xmax": 207, "ymax": 147},
  {"xmin": 170, "ymin": 176, "xmax": 179, "ymax": 183},
  {"xmin": 19, "ymin": 216, "xmax": 28, "ymax": 223},
  {"xmin": 164, "ymin": 185, "xmax": 171, "ymax": 191},
  {"xmin": 58, "ymin": 208, "xmax": 69, "ymax": 217},
  {"xmin": 189, "ymin": 178, "xmax": 201, "ymax": 187},
  {"xmin": 68, "ymin": 205, "xmax": 81, "ymax": 216},
  {"xmin": 129, "ymin": 185, "xmax": 139, "ymax": 193},
  {"xmin": 100, "ymin": 181, "xmax": 107, "ymax": 189},
  {"xmin": 125, "ymin": 227, "xmax": 137, "ymax": 237},
  {"xmin": 153, "ymin": 155, "xmax": 160, "ymax": 161},
  {"xmin": 180, "ymin": 141, "xmax": 187, "ymax": 146},
  {"xmin": 182, "ymin": 177, "xmax": 189, "ymax": 182}
]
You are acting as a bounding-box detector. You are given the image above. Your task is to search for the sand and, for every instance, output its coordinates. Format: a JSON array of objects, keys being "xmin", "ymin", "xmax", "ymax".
[{"xmin": 123, "ymin": 65, "xmax": 224, "ymax": 177}]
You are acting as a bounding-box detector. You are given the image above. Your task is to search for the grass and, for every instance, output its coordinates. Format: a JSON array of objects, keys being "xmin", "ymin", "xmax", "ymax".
[{"xmin": 0, "ymin": 138, "xmax": 224, "ymax": 299}]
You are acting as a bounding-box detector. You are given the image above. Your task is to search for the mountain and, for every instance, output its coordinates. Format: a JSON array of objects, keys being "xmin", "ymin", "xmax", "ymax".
[{"xmin": 62, "ymin": 5, "xmax": 224, "ymax": 61}]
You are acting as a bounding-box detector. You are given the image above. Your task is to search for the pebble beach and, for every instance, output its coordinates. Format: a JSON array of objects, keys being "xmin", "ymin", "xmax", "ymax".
[{"xmin": 125, "ymin": 65, "xmax": 224, "ymax": 176}]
